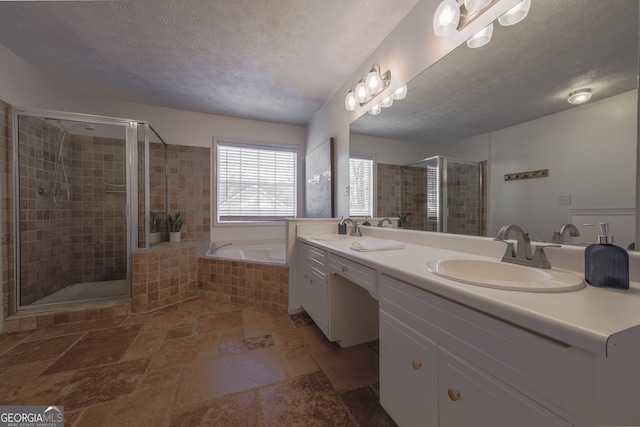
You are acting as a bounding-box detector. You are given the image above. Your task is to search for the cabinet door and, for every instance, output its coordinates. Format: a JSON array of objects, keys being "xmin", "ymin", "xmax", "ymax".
[
  {"xmin": 301, "ymin": 261, "xmax": 330, "ymax": 338},
  {"xmin": 439, "ymin": 347, "xmax": 571, "ymax": 427},
  {"xmin": 380, "ymin": 309, "xmax": 439, "ymax": 427}
]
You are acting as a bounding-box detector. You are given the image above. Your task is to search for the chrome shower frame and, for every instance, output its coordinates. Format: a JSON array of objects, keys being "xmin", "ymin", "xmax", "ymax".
[{"xmin": 11, "ymin": 107, "xmax": 158, "ymax": 311}]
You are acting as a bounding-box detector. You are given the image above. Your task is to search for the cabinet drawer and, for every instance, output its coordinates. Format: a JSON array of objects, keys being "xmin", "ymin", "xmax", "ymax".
[
  {"xmin": 380, "ymin": 274, "xmax": 575, "ymax": 413},
  {"xmin": 300, "ymin": 243, "xmax": 327, "ymax": 279},
  {"xmin": 327, "ymin": 253, "xmax": 378, "ymax": 299},
  {"xmin": 439, "ymin": 347, "xmax": 571, "ymax": 427}
]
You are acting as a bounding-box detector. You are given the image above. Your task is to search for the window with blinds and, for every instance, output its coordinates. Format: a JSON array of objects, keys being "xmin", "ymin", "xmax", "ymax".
[
  {"xmin": 217, "ymin": 142, "xmax": 298, "ymax": 221},
  {"xmin": 349, "ymin": 156, "xmax": 374, "ymax": 217}
]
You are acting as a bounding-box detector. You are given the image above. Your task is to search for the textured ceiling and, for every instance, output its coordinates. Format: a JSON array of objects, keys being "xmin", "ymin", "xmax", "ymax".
[
  {"xmin": 351, "ymin": 0, "xmax": 639, "ymax": 142},
  {"xmin": 0, "ymin": 0, "xmax": 421, "ymax": 126}
]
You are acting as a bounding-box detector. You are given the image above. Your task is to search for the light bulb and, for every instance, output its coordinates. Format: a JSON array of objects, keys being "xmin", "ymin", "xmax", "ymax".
[
  {"xmin": 380, "ymin": 96, "xmax": 393, "ymax": 108},
  {"xmin": 498, "ymin": 0, "xmax": 531, "ymax": 26},
  {"xmin": 355, "ymin": 80, "xmax": 369, "ymax": 104},
  {"xmin": 345, "ymin": 91, "xmax": 357, "ymax": 111},
  {"xmin": 466, "ymin": 23, "xmax": 493, "ymax": 48},
  {"xmin": 433, "ymin": 0, "xmax": 460, "ymax": 37},
  {"xmin": 368, "ymin": 104, "xmax": 382, "ymax": 115},
  {"xmin": 365, "ymin": 67, "xmax": 384, "ymax": 96},
  {"xmin": 464, "ymin": 0, "xmax": 492, "ymax": 14},
  {"xmin": 392, "ymin": 85, "xmax": 407, "ymax": 100}
]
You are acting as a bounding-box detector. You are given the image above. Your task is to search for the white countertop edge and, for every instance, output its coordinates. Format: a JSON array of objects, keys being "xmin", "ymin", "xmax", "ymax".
[{"xmin": 297, "ymin": 234, "xmax": 640, "ymax": 358}]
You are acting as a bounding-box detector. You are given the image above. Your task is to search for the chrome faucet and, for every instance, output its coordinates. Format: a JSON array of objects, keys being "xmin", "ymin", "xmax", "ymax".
[
  {"xmin": 340, "ymin": 217, "xmax": 362, "ymax": 237},
  {"xmin": 207, "ymin": 242, "xmax": 232, "ymax": 255},
  {"xmin": 495, "ymin": 224, "xmax": 559, "ymax": 269},
  {"xmin": 377, "ymin": 217, "xmax": 392, "ymax": 227},
  {"xmin": 552, "ymin": 223, "xmax": 581, "ymax": 244}
]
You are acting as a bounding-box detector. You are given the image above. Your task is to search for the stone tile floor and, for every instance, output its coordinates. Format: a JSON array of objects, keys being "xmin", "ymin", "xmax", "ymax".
[{"xmin": 0, "ymin": 298, "xmax": 397, "ymax": 426}]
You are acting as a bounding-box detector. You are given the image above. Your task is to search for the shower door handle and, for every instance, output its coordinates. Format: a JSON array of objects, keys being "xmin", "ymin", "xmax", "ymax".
[{"xmin": 124, "ymin": 203, "xmax": 129, "ymax": 218}]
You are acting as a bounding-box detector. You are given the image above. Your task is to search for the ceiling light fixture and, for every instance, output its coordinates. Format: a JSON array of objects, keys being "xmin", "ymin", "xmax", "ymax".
[{"xmin": 567, "ymin": 88, "xmax": 592, "ymax": 104}]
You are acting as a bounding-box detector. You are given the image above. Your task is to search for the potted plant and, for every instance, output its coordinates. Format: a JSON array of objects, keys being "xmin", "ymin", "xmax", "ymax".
[
  {"xmin": 168, "ymin": 211, "xmax": 183, "ymax": 242},
  {"xmin": 398, "ymin": 212, "xmax": 411, "ymax": 228},
  {"xmin": 150, "ymin": 211, "xmax": 162, "ymax": 245}
]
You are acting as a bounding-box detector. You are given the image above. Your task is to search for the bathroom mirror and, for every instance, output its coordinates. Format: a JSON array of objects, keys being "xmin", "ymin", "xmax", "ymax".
[{"xmin": 350, "ymin": 0, "xmax": 639, "ymax": 248}]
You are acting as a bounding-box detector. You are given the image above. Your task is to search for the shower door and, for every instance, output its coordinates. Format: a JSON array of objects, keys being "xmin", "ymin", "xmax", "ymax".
[{"xmin": 14, "ymin": 111, "xmax": 135, "ymax": 308}]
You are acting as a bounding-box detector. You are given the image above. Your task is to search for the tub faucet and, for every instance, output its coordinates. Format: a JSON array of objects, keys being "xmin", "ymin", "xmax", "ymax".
[
  {"xmin": 377, "ymin": 218, "xmax": 392, "ymax": 227},
  {"xmin": 552, "ymin": 223, "xmax": 581, "ymax": 244},
  {"xmin": 495, "ymin": 224, "xmax": 559, "ymax": 269},
  {"xmin": 207, "ymin": 242, "xmax": 232, "ymax": 255}
]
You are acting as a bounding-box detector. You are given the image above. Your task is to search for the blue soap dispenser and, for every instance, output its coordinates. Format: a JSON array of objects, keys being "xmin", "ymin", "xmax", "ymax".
[{"xmin": 584, "ymin": 222, "xmax": 629, "ymax": 290}]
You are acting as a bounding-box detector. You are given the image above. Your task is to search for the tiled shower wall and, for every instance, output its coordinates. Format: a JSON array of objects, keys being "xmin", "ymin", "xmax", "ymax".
[
  {"xmin": 1, "ymin": 100, "xmax": 15, "ymax": 317},
  {"xmin": 16, "ymin": 119, "xmax": 128, "ymax": 305},
  {"xmin": 70, "ymin": 134, "xmax": 127, "ymax": 283},
  {"xmin": 18, "ymin": 117, "xmax": 74, "ymax": 304},
  {"xmin": 446, "ymin": 162, "xmax": 482, "ymax": 236},
  {"xmin": 167, "ymin": 145, "xmax": 210, "ymax": 242},
  {"xmin": 376, "ymin": 163, "xmax": 402, "ymax": 219}
]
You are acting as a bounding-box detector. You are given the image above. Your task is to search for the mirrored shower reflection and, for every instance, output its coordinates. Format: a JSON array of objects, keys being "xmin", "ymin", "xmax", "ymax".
[
  {"xmin": 17, "ymin": 115, "xmax": 129, "ymax": 306},
  {"xmin": 401, "ymin": 156, "xmax": 484, "ymax": 235}
]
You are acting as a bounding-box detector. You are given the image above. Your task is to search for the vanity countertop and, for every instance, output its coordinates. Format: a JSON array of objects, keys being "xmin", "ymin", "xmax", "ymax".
[{"xmin": 297, "ymin": 232, "xmax": 640, "ymax": 358}]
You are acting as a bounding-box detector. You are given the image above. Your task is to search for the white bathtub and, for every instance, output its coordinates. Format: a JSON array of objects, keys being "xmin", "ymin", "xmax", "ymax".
[{"xmin": 204, "ymin": 241, "xmax": 286, "ymax": 264}]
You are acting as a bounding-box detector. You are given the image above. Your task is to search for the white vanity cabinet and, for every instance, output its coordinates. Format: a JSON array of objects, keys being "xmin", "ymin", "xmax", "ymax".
[
  {"xmin": 379, "ymin": 273, "xmax": 574, "ymax": 427},
  {"xmin": 297, "ymin": 243, "xmax": 379, "ymax": 346},
  {"xmin": 298, "ymin": 243, "xmax": 330, "ymax": 337}
]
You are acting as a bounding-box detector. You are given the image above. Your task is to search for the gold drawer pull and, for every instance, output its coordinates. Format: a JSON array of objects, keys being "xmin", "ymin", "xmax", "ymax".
[
  {"xmin": 341, "ymin": 266, "xmax": 347, "ymax": 272},
  {"xmin": 411, "ymin": 360, "xmax": 422, "ymax": 370},
  {"xmin": 447, "ymin": 388, "xmax": 461, "ymax": 402}
]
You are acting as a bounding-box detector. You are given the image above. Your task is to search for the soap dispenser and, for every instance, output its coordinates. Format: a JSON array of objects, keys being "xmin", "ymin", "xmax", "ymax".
[{"xmin": 584, "ymin": 223, "xmax": 629, "ymax": 290}]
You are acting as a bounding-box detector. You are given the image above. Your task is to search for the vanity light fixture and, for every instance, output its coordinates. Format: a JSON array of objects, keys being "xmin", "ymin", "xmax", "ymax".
[
  {"xmin": 380, "ymin": 95, "xmax": 394, "ymax": 108},
  {"xmin": 368, "ymin": 104, "xmax": 382, "ymax": 116},
  {"xmin": 433, "ymin": 0, "xmax": 530, "ymax": 49},
  {"xmin": 567, "ymin": 88, "xmax": 592, "ymax": 104},
  {"xmin": 392, "ymin": 85, "xmax": 408, "ymax": 100},
  {"xmin": 466, "ymin": 22, "xmax": 493, "ymax": 48},
  {"xmin": 498, "ymin": 0, "xmax": 531, "ymax": 26},
  {"xmin": 345, "ymin": 89, "xmax": 357, "ymax": 111},
  {"xmin": 344, "ymin": 63, "xmax": 392, "ymax": 112},
  {"xmin": 433, "ymin": 0, "xmax": 461, "ymax": 37},
  {"xmin": 464, "ymin": 0, "xmax": 492, "ymax": 14}
]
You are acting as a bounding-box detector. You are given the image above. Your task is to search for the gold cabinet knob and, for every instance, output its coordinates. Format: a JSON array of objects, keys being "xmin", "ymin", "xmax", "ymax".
[
  {"xmin": 411, "ymin": 360, "xmax": 423, "ymax": 370},
  {"xmin": 341, "ymin": 266, "xmax": 347, "ymax": 273},
  {"xmin": 447, "ymin": 388, "xmax": 461, "ymax": 402}
]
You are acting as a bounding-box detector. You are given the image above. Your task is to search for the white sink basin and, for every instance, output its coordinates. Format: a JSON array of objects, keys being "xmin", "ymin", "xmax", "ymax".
[
  {"xmin": 309, "ymin": 234, "xmax": 353, "ymax": 241},
  {"xmin": 425, "ymin": 259, "xmax": 585, "ymax": 292}
]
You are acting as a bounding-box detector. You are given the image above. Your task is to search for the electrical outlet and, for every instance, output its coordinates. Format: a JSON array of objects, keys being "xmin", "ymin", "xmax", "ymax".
[{"xmin": 558, "ymin": 195, "xmax": 571, "ymax": 205}]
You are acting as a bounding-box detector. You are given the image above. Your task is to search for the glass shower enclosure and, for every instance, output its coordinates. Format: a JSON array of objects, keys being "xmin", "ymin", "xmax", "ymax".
[
  {"xmin": 13, "ymin": 109, "xmax": 167, "ymax": 309},
  {"xmin": 402, "ymin": 156, "xmax": 483, "ymax": 235}
]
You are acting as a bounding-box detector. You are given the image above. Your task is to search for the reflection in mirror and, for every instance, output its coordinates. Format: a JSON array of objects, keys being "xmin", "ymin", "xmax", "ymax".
[{"xmin": 350, "ymin": 0, "xmax": 638, "ymax": 249}]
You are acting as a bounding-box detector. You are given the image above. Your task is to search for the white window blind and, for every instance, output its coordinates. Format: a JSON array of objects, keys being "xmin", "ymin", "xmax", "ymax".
[
  {"xmin": 349, "ymin": 156, "xmax": 373, "ymax": 217},
  {"xmin": 427, "ymin": 164, "xmax": 439, "ymax": 221},
  {"xmin": 217, "ymin": 142, "xmax": 297, "ymax": 221}
]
